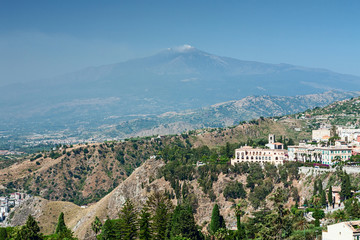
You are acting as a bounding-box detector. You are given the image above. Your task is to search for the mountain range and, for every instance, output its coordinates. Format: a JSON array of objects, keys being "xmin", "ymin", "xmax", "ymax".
[{"xmin": 1, "ymin": 45, "xmax": 360, "ymax": 138}]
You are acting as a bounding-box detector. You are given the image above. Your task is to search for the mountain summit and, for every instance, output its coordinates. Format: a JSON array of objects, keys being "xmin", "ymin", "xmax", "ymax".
[{"xmin": 1, "ymin": 47, "xmax": 360, "ymax": 136}]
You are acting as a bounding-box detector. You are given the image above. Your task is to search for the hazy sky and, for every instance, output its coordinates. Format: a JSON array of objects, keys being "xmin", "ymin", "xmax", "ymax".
[{"xmin": 1, "ymin": 0, "xmax": 360, "ymax": 86}]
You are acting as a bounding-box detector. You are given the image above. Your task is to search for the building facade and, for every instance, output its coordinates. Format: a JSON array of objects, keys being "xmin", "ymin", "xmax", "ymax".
[
  {"xmin": 312, "ymin": 128, "xmax": 331, "ymax": 142},
  {"xmin": 231, "ymin": 146, "xmax": 286, "ymax": 166},
  {"xmin": 288, "ymin": 143, "xmax": 352, "ymax": 165},
  {"xmin": 323, "ymin": 221, "xmax": 360, "ymax": 240}
]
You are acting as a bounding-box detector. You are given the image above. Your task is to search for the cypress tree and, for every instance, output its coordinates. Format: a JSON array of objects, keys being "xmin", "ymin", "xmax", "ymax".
[
  {"xmin": 321, "ymin": 190, "xmax": 327, "ymax": 207},
  {"xmin": 210, "ymin": 204, "xmax": 225, "ymax": 234},
  {"xmin": 55, "ymin": 212, "xmax": 67, "ymax": 234},
  {"xmin": 318, "ymin": 180, "xmax": 323, "ymax": 193},
  {"xmin": 328, "ymin": 186, "xmax": 333, "ymax": 206},
  {"xmin": 139, "ymin": 207, "xmax": 151, "ymax": 240},
  {"xmin": 341, "ymin": 172, "xmax": 352, "ymax": 201},
  {"xmin": 313, "ymin": 180, "xmax": 318, "ymax": 196}
]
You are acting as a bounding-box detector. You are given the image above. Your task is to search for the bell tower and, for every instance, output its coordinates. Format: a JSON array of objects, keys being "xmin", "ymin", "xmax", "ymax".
[{"xmin": 268, "ymin": 134, "xmax": 275, "ymax": 144}]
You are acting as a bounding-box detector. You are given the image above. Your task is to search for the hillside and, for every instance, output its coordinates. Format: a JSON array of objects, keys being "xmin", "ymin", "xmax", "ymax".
[
  {"xmin": 0, "ymin": 117, "xmax": 310, "ymax": 205},
  {"xmin": 102, "ymin": 90, "xmax": 359, "ymax": 138},
  {"xmin": 6, "ymin": 156, "xmax": 353, "ymax": 240}
]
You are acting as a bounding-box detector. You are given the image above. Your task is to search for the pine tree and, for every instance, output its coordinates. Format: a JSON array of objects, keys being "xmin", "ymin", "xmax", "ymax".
[
  {"xmin": 328, "ymin": 186, "xmax": 333, "ymax": 206},
  {"xmin": 101, "ymin": 219, "xmax": 116, "ymax": 240},
  {"xmin": 139, "ymin": 207, "xmax": 151, "ymax": 240},
  {"xmin": 55, "ymin": 212, "xmax": 67, "ymax": 234},
  {"xmin": 19, "ymin": 215, "xmax": 42, "ymax": 240},
  {"xmin": 146, "ymin": 191, "xmax": 173, "ymax": 240},
  {"xmin": 210, "ymin": 204, "xmax": 225, "ymax": 234},
  {"xmin": 321, "ymin": 190, "xmax": 327, "ymax": 207},
  {"xmin": 119, "ymin": 199, "xmax": 138, "ymax": 240},
  {"xmin": 169, "ymin": 204, "xmax": 202, "ymax": 240}
]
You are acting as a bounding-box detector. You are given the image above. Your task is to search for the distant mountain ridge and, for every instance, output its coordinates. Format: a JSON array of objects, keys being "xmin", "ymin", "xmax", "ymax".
[
  {"xmin": 103, "ymin": 90, "xmax": 359, "ymax": 138},
  {"xmin": 1, "ymin": 46, "xmax": 360, "ymax": 138}
]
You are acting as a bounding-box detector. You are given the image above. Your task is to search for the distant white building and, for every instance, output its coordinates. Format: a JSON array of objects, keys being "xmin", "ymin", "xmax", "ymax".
[
  {"xmin": 337, "ymin": 127, "xmax": 360, "ymax": 142},
  {"xmin": 312, "ymin": 128, "xmax": 331, "ymax": 142},
  {"xmin": 323, "ymin": 221, "xmax": 360, "ymax": 240}
]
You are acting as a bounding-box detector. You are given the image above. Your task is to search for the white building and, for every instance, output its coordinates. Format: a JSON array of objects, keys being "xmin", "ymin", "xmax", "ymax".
[
  {"xmin": 288, "ymin": 142, "xmax": 352, "ymax": 165},
  {"xmin": 265, "ymin": 134, "xmax": 284, "ymax": 150},
  {"xmin": 337, "ymin": 127, "xmax": 360, "ymax": 142},
  {"xmin": 231, "ymin": 146, "xmax": 286, "ymax": 166},
  {"xmin": 323, "ymin": 221, "xmax": 360, "ymax": 240},
  {"xmin": 312, "ymin": 128, "xmax": 331, "ymax": 142}
]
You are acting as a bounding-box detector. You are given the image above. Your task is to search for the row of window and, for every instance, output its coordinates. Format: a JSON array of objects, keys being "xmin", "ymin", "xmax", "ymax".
[{"xmin": 237, "ymin": 156, "xmax": 281, "ymax": 160}]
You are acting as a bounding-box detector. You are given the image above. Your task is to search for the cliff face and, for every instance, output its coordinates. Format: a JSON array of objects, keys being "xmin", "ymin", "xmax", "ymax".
[{"xmin": 5, "ymin": 158, "xmax": 166, "ymax": 239}]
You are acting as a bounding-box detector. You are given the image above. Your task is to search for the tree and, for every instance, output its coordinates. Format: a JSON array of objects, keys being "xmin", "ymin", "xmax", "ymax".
[
  {"xmin": 14, "ymin": 215, "xmax": 42, "ymax": 240},
  {"xmin": 313, "ymin": 180, "xmax": 318, "ymax": 196},
  {"xmin": 234, "ymin": 200, "xmax": 247, "ymax": 239},
  {"xmin": 52, "ymin": 212, "xmax": 76, "ymax": 240},
  {"xmin": 321, "ymin": 190, "xmax": 327, "ymax": 207},
  {"xmin": 317, "ymin": 180, "xmax": 323, "ymax": 193},
  {"xmin": 55, "ymin": 212, "xmax": 67, "ymax": 234},
  {"xmin": 91, "ymin": 216, "xmax": 103, "ymax": 235},
  {"xmin": 119, "ymin": 199, "xmax": 138, "ymax": 240},
  {"xmin": 146, "ymin": 191, "xmax": 173, "ymax": 240},
  {"xmin": 265, "ymin": 188, "xmax": 293, "ymax": 239},
  {"xmin": 340, "ymin": 172, "xmax": 352, "ymax": 201},
  {"xmin": 223, "ymin": 181, "xmax": 246, "ymax": 200},
  {"xmin": 139, "ymin": 207, "xmax": 151, "ymax": 240},
  {"xmin": 328, "ymin": 186, "xmax": 333, "ymax": 206},
  {"xmin": 0, "ymin": 228, "xmax": 7, "ymax": 240},
  {"xmin": 333, "ymin": 210, "xmax": 346, "ymax": 223},
  {"xmin": 168, "ymin": 204, "xmax": 202, "ymax": 240},
  {"xmin": 313, "ymin": 209, "xmax": 325, "ymax": 227},
  {"xmin": 209, "ymin": 204, "xmax": 225, "ymax": 234},
  {"xmin": 101, "ymin": 219, "xmax": 116, "ymax": 240}
]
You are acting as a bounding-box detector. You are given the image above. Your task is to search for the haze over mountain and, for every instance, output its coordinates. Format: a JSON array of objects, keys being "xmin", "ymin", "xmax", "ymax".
[{"xmin": 1, "ymin": 45, "xmax": 360, "ymax": 137}]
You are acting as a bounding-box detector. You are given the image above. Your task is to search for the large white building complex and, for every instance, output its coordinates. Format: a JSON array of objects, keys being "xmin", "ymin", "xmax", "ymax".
[
  {"xmin": 231, "ymin": 135, "xmax": 286, "ymax": 166},
  {"xmin": 231, "ymin": 146, "xmax": 286, "ymax": 165}
]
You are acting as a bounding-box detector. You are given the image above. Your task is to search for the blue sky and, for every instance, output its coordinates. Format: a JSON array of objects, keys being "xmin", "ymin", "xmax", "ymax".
[{"xmin": 1, "ymin": 0, "xmax": 359, "ymax": 85}]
